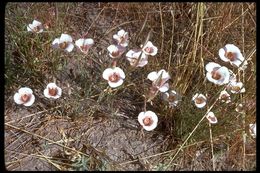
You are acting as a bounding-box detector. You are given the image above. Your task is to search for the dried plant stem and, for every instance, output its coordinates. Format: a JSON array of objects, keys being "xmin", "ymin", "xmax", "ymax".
[
  {"xmin": 167, "ymin": 7, "xmax": 175, "ymax": 72},
  {"xmin": 5, "ymin": 122, "xmax": 89, "ymax": 158},
  {"xmin": 209, "ymin": 122, "xmax": 215, "ymax": 171},
  {"xmin": 159, "ymin": 3, "xmax": 164, "ymax": 58}
]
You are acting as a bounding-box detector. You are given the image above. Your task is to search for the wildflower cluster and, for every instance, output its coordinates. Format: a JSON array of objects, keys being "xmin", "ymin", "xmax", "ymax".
[
  {"xmin": 14, "ymin": 19, "xmax": 95, "ymax": 106},
  {"xmin": 194, "ymin": 44, "xmax": 248, "ymax": 124},
  {"xmin": 16, "ymin": 19, "xmax": 254, "ymax": 136}
]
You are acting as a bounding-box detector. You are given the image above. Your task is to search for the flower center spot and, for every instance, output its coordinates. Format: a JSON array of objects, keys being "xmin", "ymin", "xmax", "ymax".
[
  {"xmin": 145, "ymin": 47, "xmax": 153, "ymax": 53},
  {"xmin": 48, "ymin": 87, "xmax": 58, "ymax": 96},
  {"xmin": 168, "ymin": 95, "xmax": 176, "ymax": 102},
  {"xmin": 211, "ymin": 70, "xmax": 222, "ymax": 80},
  {"xmin": 80, "ymin": 45, "xmax": 89, "ymax": 52},
  {"xmin": 59, "ymin": 42, "xmax": 68, "ymax": 49},
  {"xmin": 221, "ymin": 94, "xmax": 229, "ymax": 100},
  {"xmin": 21, "ymin": 93, "xmax": 31, "ymax": 102},
  {"xmin": 232, "ymin": 86, "xmax": 241, "ymax": 92},
  {"xmin": 225, "ymin": 51, "xmax": 236, "ymax": 61},
  {"xmin": 109, "ymin": 73, "xmax": 120, "ymax": 83},
  {"xmin": 207, "ymin": 115, "xmax": 216, "ymax": 122},
  {"xmin": 111, "ymin": 50, "xmax": 120, "ymax": 57},
  {"xmin": 33, "ymin": 26, "xmax": 41, "ymax": 32},
  {"xmin": 143, "ymin": 117, "xmax": 153, "ymax": 126},
  {"xmin": 119, "ymin": 36, "xmax": 125, "ymax": 43},
  {"xmin": 195, "ymin": 97, "xmax": 205, "ymax": 104}
]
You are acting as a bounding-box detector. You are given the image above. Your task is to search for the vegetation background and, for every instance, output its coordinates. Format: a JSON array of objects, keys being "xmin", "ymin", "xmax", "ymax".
[{"xmin": 5, "ymin": 2, "xmax": 256, "ymax": 171}]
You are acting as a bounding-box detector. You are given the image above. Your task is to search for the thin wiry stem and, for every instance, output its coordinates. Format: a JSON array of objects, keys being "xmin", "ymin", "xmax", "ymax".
[
  {"xmin": 5, "ymin": 122, "xmax": 90, "ymax": 158},
  {"xmin": 209, "ymin": 122, "xmax": 215, "ymax": 171}
]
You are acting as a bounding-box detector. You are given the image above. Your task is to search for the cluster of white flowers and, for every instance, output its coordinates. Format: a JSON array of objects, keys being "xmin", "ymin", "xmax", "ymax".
[
  {"xmin": 52, "ymin": 33, "xmax": 94, "ymax": 53},
  {"xmin": 27, "ymin": 20, "xmax": 94, "ymax": 54},
  {"xmin": 14, "ymin": 83, "xmax": 62, "ymax": 106},
  {"xmin": 19, "ymin": 20, "xmax": 95, "ymax": 107},
  {"xmin": 24, "ymin": 21, "xmax": 254, "ymax": 134},
  {"xmin": 198, "ymin": 44, "xmax": 249, "ymax": 125}
]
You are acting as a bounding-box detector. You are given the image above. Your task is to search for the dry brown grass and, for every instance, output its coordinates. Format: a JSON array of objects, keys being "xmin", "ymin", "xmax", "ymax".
[{"xmin": 5, "ymin": 2, "xmax": 256, "ymax": 171}]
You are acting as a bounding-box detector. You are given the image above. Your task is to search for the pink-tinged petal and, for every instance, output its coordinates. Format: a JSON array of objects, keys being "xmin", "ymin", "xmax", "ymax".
[
  {"xmin": 65, "ymin": 43, "xmax": 74, "ymax": 52},
  {"xmin": 56, "ymin": 87, "xmax": 62, "ymax": 97},
  {"xmin": 225, "ymin": 44, "xmax": 241, "ymax": 53},
  {"xmin": 192, "ymin": 93, "xmax": 199, "ymax": 101},
  {"xmin": 27, "ymin": 25, "xmax": 33, "ymax": 32},
  {"xmin": 75, "ymin": 38, "xmax": 84, "ymax": 47},
  {"xmin": 14, "ymin": 93, "xmax": 23, "ymax": 104},
  {"xmin": 159, "ymin": 83, "xmax": 169, "ymax": 92},
  {"xmin": 23, "ymin": 94, "xmax": 35, "ymax": 106},
  {"xmin": 237, "ymin": 52, "xmax": 245, "ymax": 62},
  {"xmin": 117, "ymin": 29, "xmax": 126, "ymax": 37},
  {"xmin": 84, "ymin": 38, "xmax": 94, "ymax": 46},
  {"xmin": 107, "ymin": 45, "xmax": 118, "ymax": 53},
  {"xmin": 47, "ymin": 83, "xmax": 57, "ymax": 88},
  {"xmin": 44, "ymin": 88, "xmax": 51, "ymax": 98},
  {"xmin": 52, "ymin": 38, "xmax": 60, "ymax": 46},
  {"xmin": 18, "ymin": 87, "xmax": 33, "ymax": 94},
  {"xmin": 158, "ymin": 69, "xmax": 170, "ymax": 80},
  {"xmin": 205, "ymin": 62, "xmax": 221, "ymax": 72},
  {"xmin": 195, "ymin": 101, "xmax": 206, "ymax": 108},
  {"xmin": 138, "ymin": 111, "xmax": 146, "ymax": 126},
  {"xmin": 126, "ymin": 50, "xmax": 134, "ymax": 58},
  {"xmin": 120, "ymin": 42, "xmax": 129, "ymax": 47},
  {"xmin": 249, "ymin": 123, "xmax": 256, "ymax": 138},
  {"xmin": 147, "ymin": 71, "xmax": 158, "ymax": 81},
  {"xmin": 206, "ymin": 112, "xmax": 218, "ymax": 124},
  {"xmin": 218, "ymin": 67, "xmax": 230, "ymax": 84},
  {"xmin": 218, "ymin": 48, "xmax": 229, "ymax": 62},
  {"xmin": 114, "ymin": 67, "xmax": 125, "ymax": 79},
  {"xmin": 136, "ymin": 58, "xmax": 148, "ymax": 67},
  {"xmin": 32, "ymin": 20, "xmax": 42, "ymax": 27},
  {"xmin": 60, "ymin": 34, "xmax": 73, "ymax": 43},
  {"xmin": 102, "ymin": 68, "xmax": 113, "ymax": 80},
  {"xmin": 113, "ymin": 34, "xmax": 120, "ymax": 41},
  {"xmin": 108, "ymin": 79, "xmax": 124, "ymax": 88},
  {"xmin": 231, "ymin": 59, "xmax": 243, "ymax": 67}
]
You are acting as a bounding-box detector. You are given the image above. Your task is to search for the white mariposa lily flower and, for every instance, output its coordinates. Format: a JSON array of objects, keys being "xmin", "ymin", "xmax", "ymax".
[
  {"xmin": 205, "ymin": 62, "xmax": 230, "ymax": 85},
  {"xmin": 142, "ymin": 41, "xmax": 158, "ymax": 56},
  {"xmin": 113, "ymin": 29, "xmax": 129, "ymax": 47},
  {"xmin": 43, "ymin": 83, "xmax": 62, "ymax": 99},
  {"xmin": 13, "ymin": 87, "xmax": 35, "ymax": 106},
  {"xmin": 102, "ymin": 67, "xmax": 125, "ymax": 88},
  {"xmin": 218, "ymin": 90, "xmax": 231, "ymax": 103},
  {"xmin": 126, "ymin": 49, "xmax": 148, "ymax": 67},
  {"xmin": 227, "ymin": 81, "xmax": 245, "ymax": 94},
  {"xmin": 27, "ymin": 20, "xmax": 44, "ymax": 33},
  {"xmin": 75, "ymin": 38, "xmax": 94, "ymax": 54},
  {"xmin": 206, "ymin": 111, "xmax": 218, "ymax": 124},
  {"xmin": 52, "ymin": 33, "xmax": 74, "ymax": 52},
  {"xmin": 235, "ymin": 103, "xmax": 245, "ymax": 114},
  {"xmin": 147, "ymin": 69, "xmax": 170, "ymax": 92},
  {"xmin": 107, "ymin": 44, "xmax": 125, "ymax": 59},
  {"xmin": 192, "ymin": 93, "xmax": 207, "ymax": 108},
  {"xmin": 138, "ymin": 111, "xmax": 158, "ymax": 131},
  {"xmin": 162, "ymin": 90, "xmax": 181, "ymax": 107},
  {"xmin": 249, "ymin": 123, "xmax": 256, "ymax": 138},
  {"xmin": 218, "ymin": 44, "xmax": 245, "ymax": 67}
]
